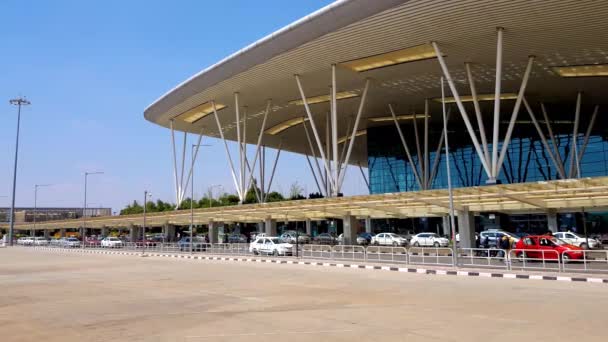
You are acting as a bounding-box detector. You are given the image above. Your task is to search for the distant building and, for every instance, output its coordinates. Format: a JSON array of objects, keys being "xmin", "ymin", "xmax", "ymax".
[{"xmin": 0, "ymin": 207, "xmax": 112, "ymax": 223}]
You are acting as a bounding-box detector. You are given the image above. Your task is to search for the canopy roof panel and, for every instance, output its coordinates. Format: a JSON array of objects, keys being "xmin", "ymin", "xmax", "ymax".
[{"xmin": 144, "ymin": 0, "xmax": 608, "ymax": 165}]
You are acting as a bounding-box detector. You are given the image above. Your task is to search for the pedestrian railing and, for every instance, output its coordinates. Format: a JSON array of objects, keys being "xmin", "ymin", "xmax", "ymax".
[
  {"xmin": 25, "ymin": 243, "xmax": 608, "ymax": 274},
  {"xmin": 366, "ymin": 246, "xmax": 408, "ymax": 263},
  {"xmin": 560, "ymin": 249, "xmax": 608, "ymax": 273},
  {"xmin": 508, "ymin": 249, "xmax": 561, "ymax": 272},
  {"xmin": 458, "ymin": 248, "xmax": 509, "ymax": 269}
]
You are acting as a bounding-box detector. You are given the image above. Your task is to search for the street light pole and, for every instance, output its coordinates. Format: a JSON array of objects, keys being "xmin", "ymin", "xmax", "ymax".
[
  {"xmin": 34, "ymin": 184, "xmax": 52, "ymax": 236},
  {"xmin": 441, "ymin": 77, "xmax": 458, "ymax": 267},
  {"xmin": 142, "ymin": 190, "xmax": 151, "ymax": 255},
  {"xmin": 83, "ymin": 171, "xmax": 103, "ymax": 248},
  {"xmin": 8, "ymin": 97, "xmax": 30, "ymax": 246},
  {"xmin": 190, "ymin": 144, "xmax": 211, "ymax": 254}
]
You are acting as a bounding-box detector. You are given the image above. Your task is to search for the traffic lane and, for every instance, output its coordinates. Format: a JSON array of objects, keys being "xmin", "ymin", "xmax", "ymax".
[{"xmin": 2, "ymin": 248, "xmax": 608, "ymax": 342}]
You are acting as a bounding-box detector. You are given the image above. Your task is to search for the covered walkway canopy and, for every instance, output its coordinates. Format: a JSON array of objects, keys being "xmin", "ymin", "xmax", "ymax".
[{"xmin": 5, "ymin": 177, "xmax": 608, "ymax": 230}]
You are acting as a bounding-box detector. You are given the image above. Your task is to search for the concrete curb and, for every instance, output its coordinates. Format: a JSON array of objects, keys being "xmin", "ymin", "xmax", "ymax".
[{"xmin": 29, "ymin": 247, "xmax": 608, "ymax": 285}]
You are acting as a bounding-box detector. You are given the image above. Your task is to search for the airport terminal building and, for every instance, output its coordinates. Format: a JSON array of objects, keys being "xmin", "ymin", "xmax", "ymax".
[{"xmin": 6, "ymin": 0, "xmax": 608, "ymax": 247}]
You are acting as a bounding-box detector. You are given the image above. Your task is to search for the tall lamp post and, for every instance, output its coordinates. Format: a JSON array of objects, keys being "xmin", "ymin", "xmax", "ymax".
[
  {"xmin": 34, "ymin": 184, "xmax": 53, "ymax": 236},
  {"xmin": 190, "ymin": 144, "xmax": 211, "ymax": 254},
  {"xmin": 142, "ymin": 190, "xmax": 152, "ymax": 255},
  {"xmin": 8, "ymin": 97, "xmax": 30, "ymax": 246},
  {"xmin": 441, "ymin": 77, "xmax": 458, "ymax": 267},
  {"xmin": 83, "ymin": 171, "xmax": 104, "ymax": 248}
]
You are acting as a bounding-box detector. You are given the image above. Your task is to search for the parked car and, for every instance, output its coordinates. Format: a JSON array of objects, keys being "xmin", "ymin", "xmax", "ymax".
[
  {"xmin": 85, "ymin": 238, "xmax": 101, "ymax": 247},
  {"xmin": 177, "ymin": 236, "xmax": 207, "ymax": 251},
  {"xmin": 32, "ymin": 237, "xmax": 49, "ymax": 246},
  {"xmin": 17, "ymin": 237, "xmax": 32, "ymax": 245},
  {"xmin": 313, "ymin": 233, "xmax": 337, "ymax": 245},
  {"xmin": 101, "ymin": 237, "xmax": 124, "ymax": 248},
  {"xmin": 514, "ymin": 235, "xmax": 584, "ymax": 261},
  {"xmin": 50, "ymin": 238, "xmax": 62, "ymax": 246},
  {"xmin": 479, "ymin": 230, "xmax": 520, "ymax": 248},
  {"xmin": 249, "ymin": 237, "xmax": 293, "ymax": 256},
  {"xmin": 356, "ymin": 232, "xmax": 374, "ymax": 245},
  {"xmin": 410, "ymin": 233, "xmax": 449, "ymax": 247},
  {"xmin": 227, "ymin": 234, "xmax": 247, "ymax": 243},
  {"xmin": 371, "ymin": 233, "xmax": 409, "ymax": 247},
  {"xmin": 62, "ymin": 237, "xmax": 81, "ymax": 248},
  {"xmin": 280, "ymin": 231, "xmax": 311, "ymax": 244},
  {"xmin": 553, "ymin": 232, "xmax": 600, "ymax": 249}
]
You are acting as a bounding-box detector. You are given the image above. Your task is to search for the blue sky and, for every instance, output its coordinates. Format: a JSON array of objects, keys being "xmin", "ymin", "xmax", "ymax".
[{"xmin": 0, "ymin": 0, "xmax": 368, "ymax": 212}]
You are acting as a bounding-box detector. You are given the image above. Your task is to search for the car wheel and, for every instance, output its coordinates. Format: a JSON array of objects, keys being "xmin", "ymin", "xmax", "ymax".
[
  {"xmin": 253, "ymin": 249, "xmax": 259, "ymax": 255},
  {"xmin": 561, "ymin": 253, "xmax": 570, "ymax": 263},
  {"xmin": 373, "ymin": 241, "xmax": 379, "ymax": 246},
  {"xmin": 580, "ymin": 243, "xmax": 588, "ymax": 250},
  {"xmin": 273, "ymin": 250, "xmax": 279, "ymax": 256},
  {"xmin": 433, "ymin": 242, "xmax": 440, "ymax": 247},
  {"xmin": 413, "ymin": 242, "xmax": 420, "ymax": 247},
  {"xmin": 518, "ymin": 251, "xmax": 526, "ymax": 260},
  {"xmin": 392, "ymin": 241, "xmax": 398, "ymax": 247}
]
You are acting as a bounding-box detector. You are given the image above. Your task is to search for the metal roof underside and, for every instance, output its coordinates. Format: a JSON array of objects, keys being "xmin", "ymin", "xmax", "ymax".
[
  {"xmin": 144, "ymin": 0, "xmax": 608, "ymax": 166},
  {"xmin": 8, "ymin": 177, "xmax": 608, "ymax": 229}
]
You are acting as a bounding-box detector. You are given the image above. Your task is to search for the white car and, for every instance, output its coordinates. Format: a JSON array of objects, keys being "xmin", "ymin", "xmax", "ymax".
[
  {"xmin": 101, "ymin": 237, "xmax": 124, "ymax": 248},
  {"xmin": 553, "ymin": 232, "xmax": 601, "ymax": 249},
  {"xmin": 32, "ymin": 237, "xmax": 49, "ymax": 246},
  {"xmin": 62, "ymin": 237, "xmax": 81, "ymax": 248},
  {"xmin": 371, "ymin": 233, "xmax": 409, "ymax": 247},
  {"xmin": 249, "ymin": 237, "xmax": 293, "ymax": 256},
  {"xmin": 17, "ymin": 237, "xmax": 33, "ymax": 245},
  {"xmin": 410, "ymin": 233, "xmax": 450, "ymax": 247}
]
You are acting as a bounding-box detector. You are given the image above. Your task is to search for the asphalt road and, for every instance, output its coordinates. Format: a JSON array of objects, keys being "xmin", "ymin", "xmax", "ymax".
[{"xmin": 1, "ymin": 248, "xmax": 607, "ymax": 342}]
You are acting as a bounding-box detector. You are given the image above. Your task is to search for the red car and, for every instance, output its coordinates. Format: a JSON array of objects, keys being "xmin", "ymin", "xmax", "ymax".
[
  {"xmin": 84, "ymin": 238, "xmax": 101, "ymax": 247},
  {"xmin": 514, "ymin": 235, "xmax": 584, "ymax": 261}
]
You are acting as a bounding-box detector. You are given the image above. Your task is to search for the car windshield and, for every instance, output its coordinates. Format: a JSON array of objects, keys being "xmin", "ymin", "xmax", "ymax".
[
  {"xmin": 270, "ymin": 238, "xmax": 281, "ymax": 244},
  {"xmin": 67, "ymin": 238, "xmax": 79, "ymax": 241}
]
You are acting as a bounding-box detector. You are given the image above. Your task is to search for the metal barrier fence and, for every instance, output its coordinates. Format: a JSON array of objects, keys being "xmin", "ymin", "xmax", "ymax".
[
  {"xmin": 508, "ymin": 249, "xmax": 561, "ymax": 272},
  {"xmin": 20, "ymin": 243, "xmax": 608, "ymax": 274},
  {"xmin": 457, "ymin": 248, "xmax": 509, "ymax": 269}
]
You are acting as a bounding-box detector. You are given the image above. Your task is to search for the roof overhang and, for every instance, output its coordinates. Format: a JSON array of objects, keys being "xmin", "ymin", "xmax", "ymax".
[{"xmin": 144, "ymin": 0, "xmax": 608, "ymax": 166}]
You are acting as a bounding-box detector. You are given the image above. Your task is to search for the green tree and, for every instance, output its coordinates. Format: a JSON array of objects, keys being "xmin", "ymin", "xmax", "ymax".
[{"xmin": 266, "ymin": 191, "xmax": 284, "ymax": 202}]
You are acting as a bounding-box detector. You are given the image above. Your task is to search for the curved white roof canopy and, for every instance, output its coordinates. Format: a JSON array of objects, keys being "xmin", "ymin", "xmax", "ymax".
[{"xmin": 145, "ymin": 0, "xmax": 608, "ymax": 166}]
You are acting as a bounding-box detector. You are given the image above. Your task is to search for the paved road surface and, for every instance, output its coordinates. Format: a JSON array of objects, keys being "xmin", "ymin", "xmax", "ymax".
[{"xmin": 0, "ymin": 248, "xmax": 606, "ymax": 342}]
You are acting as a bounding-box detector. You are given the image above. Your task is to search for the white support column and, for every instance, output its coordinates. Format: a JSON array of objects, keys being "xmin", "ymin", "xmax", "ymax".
[
  {"xmin": 495, "ymin": 55, "xmax": 535, "ymax": 179},
  {"xmin": 541, "ymin": 103, "xmax": 566, "ymax": 177},
  {"xmin": 303, "ymin": 121, "xmax": 327, "ymax": 193},
  {"xmin": 465, "ymin": 62, "xmax": 490, "ymax": 167},
  {"xmin": 491, "ymin": 27, "xmax": 504, "ymax": 178},
  {"xmin": 457, "ymin": 208, "xmax": 475, "ymax": 248},
  {"xmin": 305, "ymin": 218, "xmax": 312, "ymax": 236},
  {"xmin": 578, "ymin": 105, "xmax": 599, "ymax": 163},
  {"xmin": 342, "ymin": 214, "xmax": 358, "ymax": 245},
  {"xmin": 568, "ymin": 92, "xmax": 582, "ymax": 178},
  {"xmin": 432, "ymin": 41, "xmax": 492, "ymax": 178},
  {"xmin": 212, "ymin": 101, "xmax": 243, "ymax": 200},
  {"xmin": 179, "ymin": 131, "xmax": 187, "ymax": 203},
  {"xmin": 337, "ymin": 79, "xmax": 370, "ymax": 190},
  {"xmin": 306, "ymin": 154, "xmax": 325, "ymax": 195},
  {"xmin": 208, "ymin": 220, "xmax": 218, "ymax": 243},
  {"xmin": 234, "ymin": 93, "xmax": 243, "ymax": 199},
  {"xmin": 523, "ymin": 98, "xmax": 566, "ymax": 179},
  {"xmin": 331, "ymin": 64, "xmax": 339, "ymax": 196},
  {"xmin": 389, "ymin": 104, "xmax": 423, "ymax": 188},
  {"xmin": 264, "ymin": 217, "xmax": 277, "ymax": 236},
  {"xmin": 547, "ymin": 211, "xmax": 558, "ymax": 233},
  {"xmin": 429, "ymin": 108, "xmax": 452, "ymax": 187},
  {"xmin": 264, "ymin": 142, "xmax": 282, "ymax": 201},
  {"xmin": 295, "ymin": 74, "xmax": 336, "ymax": 192},
  {"xmin": 180, "ymin": 128, "xmax": 205, "ymax": 202},
  {"xmin": 326, "ymin": 110, "xmax": 331, "ymax": 195},
  {"xmin": 365, "ymin": 216, "xmax": 372, "ymax": 234},
  {"xmin": 245, "ymin": 101, "xmax": 271, "ymax": 194},
  {"xmin": 339, "ymin": 116, "xmax": 353, "ymax": 172},
  {"xmin": 170, "ymin": 120, "xmax": 180, "ymax": 206}
]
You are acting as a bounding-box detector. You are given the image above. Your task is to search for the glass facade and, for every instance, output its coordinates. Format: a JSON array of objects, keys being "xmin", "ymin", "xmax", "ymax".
[{"xmin": 368, "ymin": 123, "xmax": 608, "ymax": 193}]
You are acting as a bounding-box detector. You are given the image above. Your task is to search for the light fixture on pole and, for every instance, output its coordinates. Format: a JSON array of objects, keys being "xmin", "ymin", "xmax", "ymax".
[
  {"xmin": 34, "ymin": 184, "xmax": 53, "ymax": 236},
  {"xmin": 142, "ymin": 190, "xmax": 152, "ymax": 255},
  {"xmin": 83, "ymin": 171, "xmax": 104, "ymax": 248},
  {"xmin": 441, "ymin": 77, "xmax": 458, "ymax": 267},
  {"xmin": 8, "ymin": 97, "xmax": 30, "ymax": 246},
  {"xmin": 190, "ymin": 143, "xmax": 211, "ymax": 254}
]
